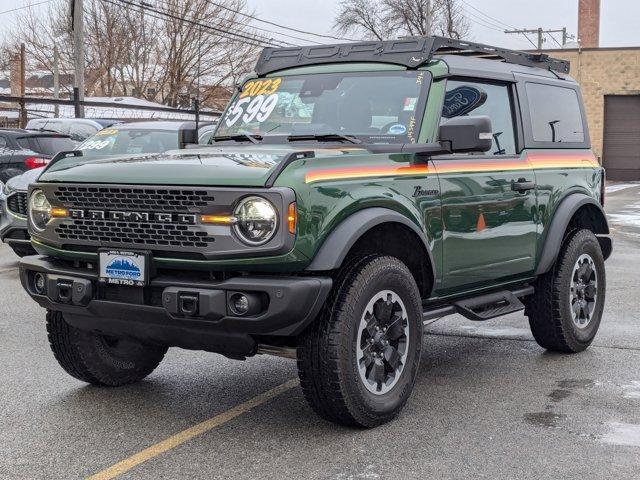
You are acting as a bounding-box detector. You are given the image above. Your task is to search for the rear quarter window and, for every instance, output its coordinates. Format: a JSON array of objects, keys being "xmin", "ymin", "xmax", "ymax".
[{"xmin": 526, "ymin": 83, "xmax": 585, "ymax": 143}]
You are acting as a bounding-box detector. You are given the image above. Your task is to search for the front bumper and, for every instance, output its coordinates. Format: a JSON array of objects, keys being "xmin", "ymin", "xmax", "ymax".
[{"xmin": 20, "ymin": 255, "xmax": 332, "ymax": 358}]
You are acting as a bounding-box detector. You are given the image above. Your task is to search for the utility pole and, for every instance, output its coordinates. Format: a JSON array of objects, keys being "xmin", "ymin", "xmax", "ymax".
[
  {"xmin": 19, "ymin": 43, "xmax": 27, "ymax": 128},
  {"xmin": 505, "ymin": 27, "xmax": 575, "ymax": 50},
  {"xmin": 72, "ymin": 0, "xmax": 84, "ymax": 117},
  {"xmin": 53, "ymin": 45, "xmax": 59, "ymax": 118}
]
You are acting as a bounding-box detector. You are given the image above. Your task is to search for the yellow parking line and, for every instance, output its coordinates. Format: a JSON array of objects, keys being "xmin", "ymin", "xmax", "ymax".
[
  {"xmin": 87, "ymin": 378, "xmax": 298, "ymax": 480},
  {"xmin": 0, "ymin": 267, "xmax": 17, "ymax": 274}
]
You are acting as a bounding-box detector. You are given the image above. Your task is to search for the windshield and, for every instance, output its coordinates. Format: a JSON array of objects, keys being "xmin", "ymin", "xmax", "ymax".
[
  {"xmin": 214, "ymin": 70, "xmax": 430, "ymax": 144},
  {"xmin": 77, "ymin": 127, "xmax": 180, "ymax": 158}
]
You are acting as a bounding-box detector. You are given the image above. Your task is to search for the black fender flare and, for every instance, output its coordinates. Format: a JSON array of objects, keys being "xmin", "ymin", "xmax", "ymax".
[
  {"xmin": 535, "ymin": 193, "xmax": 610, "ymax": 275},
  {"xmin": 305, "ymin": 207, "xmax": 436, "ymax": 280}
]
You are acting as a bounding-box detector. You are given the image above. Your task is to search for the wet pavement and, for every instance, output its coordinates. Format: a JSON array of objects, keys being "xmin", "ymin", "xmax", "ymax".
[{"xmin": 1, "ymin": 183, "xmax": 639, "ymax": 479}]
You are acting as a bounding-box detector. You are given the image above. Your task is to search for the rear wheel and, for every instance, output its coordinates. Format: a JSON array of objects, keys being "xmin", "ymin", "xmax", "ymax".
[
  {"xmin": 525, "ymin": 229, "xmax": 606, "ymax": 353},
  {"xmin": 297, "ymin": 255, "xmax": 423, "ymax": 427},
  {"xmin": 46, "ymin": 310, "xmax": 167, "ymax": 386}
]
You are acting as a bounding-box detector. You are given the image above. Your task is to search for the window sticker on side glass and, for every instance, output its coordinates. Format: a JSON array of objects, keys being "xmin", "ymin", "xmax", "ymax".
[{"xmin": 403, "ymin": 97, "xmax": 417, "ymax": 111}]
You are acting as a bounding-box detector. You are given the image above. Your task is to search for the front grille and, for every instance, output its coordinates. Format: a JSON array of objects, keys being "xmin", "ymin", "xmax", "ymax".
[
  {"xmin": 53, "ymin": 186, "xmax": 216, "ymax": 213},
  {"xmin": 36, "ymin": 183, "xmax": 292, "ymax": 260},
  {"xmin": 55, "ymin": 219, "xmax": 216, "ymax": 248},
  {"xmin": 7, "ymin": 192, "xmax": 28, "ymax": 217}
]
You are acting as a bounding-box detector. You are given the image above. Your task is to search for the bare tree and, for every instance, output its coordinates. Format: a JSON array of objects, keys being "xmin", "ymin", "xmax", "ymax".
[
  {"xmin": 334, "ymin": 0, "xmax": 389, "ymax": 40},
  {"xmin": 334, "ymin": 0, "xmax": 470, "ymax": 40},
  {"xmin": 434, "ymin": 0, "xmax": 470, "ymax": 39},
  {"xmin": 2, "ymin": 0, "xmax": 261, "ymax": 109}
]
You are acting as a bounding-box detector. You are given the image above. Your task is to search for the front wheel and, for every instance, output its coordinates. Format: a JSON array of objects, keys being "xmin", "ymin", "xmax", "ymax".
[
  {"xmin": 297, "ymin": 255, "xmax": 423, "ymax": 428},
  {"xmin": 46, "ymin": 310, "xmax": 167, "ymax": 386},
  {"xmin": 525, "ymin": 229, "xmax": 606, "ymax": 353}
]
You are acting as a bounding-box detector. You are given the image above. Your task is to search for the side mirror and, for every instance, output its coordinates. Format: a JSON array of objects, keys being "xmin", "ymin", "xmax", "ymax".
[
  {"xmin": 438, "ymin": 115, "xmax": 493, "ymax": 154},
  {"xmin": 178, "ymin": 122, "xmax": 198, "ymax": 149}
]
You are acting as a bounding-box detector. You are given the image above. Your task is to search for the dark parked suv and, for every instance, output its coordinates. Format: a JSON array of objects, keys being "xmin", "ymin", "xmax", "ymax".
[
  {"xmin": 0, "ymin": 129, "xmax": 76, "ymax": 182},
  {"xmin": 19, "ymin": 37, "xmax": 611, "ymax": 428}
]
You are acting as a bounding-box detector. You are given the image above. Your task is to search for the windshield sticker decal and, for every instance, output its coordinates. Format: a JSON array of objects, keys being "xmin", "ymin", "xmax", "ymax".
[
  {"xmin": 388, "ymin": 124, "xmax": 407, "ymax": 135},
  {"xmin": 224, "ymin": 93, "xmax": 279, "ymax": 128},
  {"xmin": 95, "ymin": 128, "xmax": 118, "ymax": 136},
  {"xmin": 79, "ymin": 139, "xmax": 111, "ymax": 150},
  {"xmin": 239, "ymin": 78, "xmax": 282, "ymax": 98},
  {"xmin": 442, "ymin": 86, "xmax": 488, "ymax": 119}
]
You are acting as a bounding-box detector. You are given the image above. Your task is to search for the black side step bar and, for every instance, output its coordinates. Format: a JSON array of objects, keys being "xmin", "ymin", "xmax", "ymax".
[{"xmin": 423, "ymin": 286, "xmax": 534, "ymax": 322}]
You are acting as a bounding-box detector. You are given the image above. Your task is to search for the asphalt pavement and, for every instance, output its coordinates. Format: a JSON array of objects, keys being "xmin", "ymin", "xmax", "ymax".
[{"xmin": 1, "ymin": 183, "xmax": 639, "ymax": 480}]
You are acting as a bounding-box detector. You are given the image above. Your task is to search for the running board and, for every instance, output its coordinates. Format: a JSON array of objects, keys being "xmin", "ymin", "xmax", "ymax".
[{"xmin": 423, "ymin": 286, "xmax": 534, "ymax": 322}]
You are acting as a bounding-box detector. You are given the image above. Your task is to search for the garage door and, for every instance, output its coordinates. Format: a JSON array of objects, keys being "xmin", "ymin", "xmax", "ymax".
[{"xmin": 602, "ymin": 95, "xmax": 640, "ymax": 181}]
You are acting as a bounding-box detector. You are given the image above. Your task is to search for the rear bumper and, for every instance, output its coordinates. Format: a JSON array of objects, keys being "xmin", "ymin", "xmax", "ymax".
[{"xmin": 19, "ymin": 255, "xmax": 332, "ymax": 358}]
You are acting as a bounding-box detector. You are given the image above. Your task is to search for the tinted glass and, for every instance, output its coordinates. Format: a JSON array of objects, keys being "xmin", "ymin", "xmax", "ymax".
[
  {"xmin": 68, "ymin": 123, "xmax": 99, "ymax": 141},
  {"xmin": 17, "ymin": 136, "xmax": 76, "ymax": 156},
  {"xmin": 441, "ymin": 80, "xmax": 516, "ymax": 155},
  {"xmin": 78, "ymin": 128, "xmax": 179, "ymax": 158},
  {"xmin": 215, "ymin": 71, "xmax": 430, "ymax": 144},
  {"xmin": 0, "ymin": 136, "xmax": 6, "ymax": 149},
  {"xmin": 526, "ymin": 83, "xmax": 585, "ymax": 143}
]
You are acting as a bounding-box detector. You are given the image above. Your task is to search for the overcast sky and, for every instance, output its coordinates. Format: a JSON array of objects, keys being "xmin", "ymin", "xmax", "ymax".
[{"xmin": 1, "ymin": 0, "xmax": 639, "ymax": 50}]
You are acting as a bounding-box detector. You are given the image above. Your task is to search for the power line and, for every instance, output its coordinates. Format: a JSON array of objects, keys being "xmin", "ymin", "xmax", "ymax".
[
  {"xmin": 152, "ymin": 0, "xmax": 303, "ymax": 46},
  {"xmin": 107, "ymin": 0, "xmax": 281, "ymax": 49},
  {"xmin": 149, "ymin": 0, "xmax": 293, "ymax": 47},
  {"xmin": 0, "ymin": 0, "xmax": 53, "ymax": 16},
  {"xmin": 460, "ymin": 8, "xmax": 507, "ymax": 33},
  {"xmin": 202, "ymin": 0, "xmax": 357, "ymax": 42},
  {"xmin": 505, "ymin": 27, "xmax": 572, "ymax": 50},
  {"xmin": 459, "ymin": 0, "xmax": 516, "ymax": 30},
  {"xmin": 148, "ymin": 0, "xmax": 291, "ymax": 47}
]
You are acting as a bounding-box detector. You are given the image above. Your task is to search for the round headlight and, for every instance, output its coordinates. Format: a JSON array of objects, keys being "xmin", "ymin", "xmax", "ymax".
[
  {"xmin": 29, "ymin": 189, "xmax": 52, "ymax": 232},
  {"xmin": 232, "ymin": 196, "xmax": 278, "ymax": 246}
]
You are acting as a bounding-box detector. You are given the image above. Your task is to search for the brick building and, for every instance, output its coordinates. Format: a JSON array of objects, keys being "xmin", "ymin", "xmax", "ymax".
[{"xmin": 541, "ymin": 0, "xmax": 640, "ymax": 180}]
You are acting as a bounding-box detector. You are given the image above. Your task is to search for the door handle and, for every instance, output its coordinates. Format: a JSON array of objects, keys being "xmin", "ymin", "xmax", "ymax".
[{"xmin": 511, "ymin": 179, "xmax": 536, "ymax": 192}]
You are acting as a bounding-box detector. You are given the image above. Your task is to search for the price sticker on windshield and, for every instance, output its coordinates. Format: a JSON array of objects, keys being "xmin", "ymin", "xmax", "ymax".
[
  {"xmin": 239, "ymin": 78, "xmax": 282, "ymax": 98},
  {"xmin": 223, "ymin": 78, "xmax": 283, "ymax": 128},
  {"xmin": 225, "ymin": 93, "xmax": 280, "ymax": 128}
]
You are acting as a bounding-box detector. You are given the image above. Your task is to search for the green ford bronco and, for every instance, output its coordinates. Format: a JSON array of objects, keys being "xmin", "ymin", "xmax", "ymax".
[{"xmin": 20, "ymin": 37, "xmax": 611, "ymax": 427}]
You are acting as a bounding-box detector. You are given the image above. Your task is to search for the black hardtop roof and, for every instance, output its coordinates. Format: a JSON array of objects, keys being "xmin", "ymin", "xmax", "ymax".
[{"xmin": 255, "ymin": 36, "xmax": 570, "ymax": 76}]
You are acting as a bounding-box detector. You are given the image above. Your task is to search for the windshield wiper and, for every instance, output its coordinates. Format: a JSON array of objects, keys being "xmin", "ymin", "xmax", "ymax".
[
  {"xmin": 287, "ymin": 133, "xmax": 362, "ymax": 145},
  {"xmin": 212, "ymin": 134, "xmax": 262, "ymax": 144}
]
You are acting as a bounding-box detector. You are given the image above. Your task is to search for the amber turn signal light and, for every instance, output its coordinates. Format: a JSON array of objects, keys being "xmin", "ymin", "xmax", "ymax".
[
  {"xmin": 200, "ymin": 215, "xmax": 236, "ymax": 225},
  {"xmin": 49, "ymin": 208, "xmax": 69, "ymax": 218},
  {"xmin": 287, "ymin": 202, "xmax": 297, "ymax": 234}
]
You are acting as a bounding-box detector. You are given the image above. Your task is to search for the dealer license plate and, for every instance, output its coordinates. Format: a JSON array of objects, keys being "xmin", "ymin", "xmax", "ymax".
[{"xmin": 99, "ymin": 250, "xmax": 149, "ymax": 286}]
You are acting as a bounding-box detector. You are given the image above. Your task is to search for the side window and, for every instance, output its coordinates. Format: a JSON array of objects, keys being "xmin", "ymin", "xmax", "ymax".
[
  {"xmin": 0, "ymin": 136, "xmax": 7, "ymax": 149},
  {"xmin": 525, "ymin": 83, "xmax": 584, "ymax": 143},
  {"xmin": 441, "ymin": 80, "xmax": 516, "ymax": 155}
]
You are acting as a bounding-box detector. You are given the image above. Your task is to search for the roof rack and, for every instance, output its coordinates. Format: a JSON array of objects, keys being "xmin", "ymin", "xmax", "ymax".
[{"xmin": 254, "ymin": 36, "xmax": 570, "ymax": 76}]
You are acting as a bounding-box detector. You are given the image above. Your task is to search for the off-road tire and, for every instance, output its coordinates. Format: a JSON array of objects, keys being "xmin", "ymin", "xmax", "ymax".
[
  {"xmin": 297, "ymin": 255, "xmax": 423, "ymax": 428},
  {"xmin": 525, "ymin": 229, "xmax": 606, "ymax": 353},
  {"xmin": 46, "ymin": 310, "xmax": 168, "ymax": 386}
]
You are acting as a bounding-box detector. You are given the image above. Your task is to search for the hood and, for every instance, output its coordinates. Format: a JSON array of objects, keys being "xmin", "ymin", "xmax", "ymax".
[
  {"xmin": 37, "ymin": 145, "xmax": 368, "ymax": 187},
  {"xmin": 6, "ymin": 167, "xmax": 46, "ymax": 192}
]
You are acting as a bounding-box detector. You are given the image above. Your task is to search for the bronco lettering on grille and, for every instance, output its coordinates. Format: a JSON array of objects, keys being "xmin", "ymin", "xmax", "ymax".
[{"xmin": 68, "ymin": 209, "xmax": 197, "ymax": 224}]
